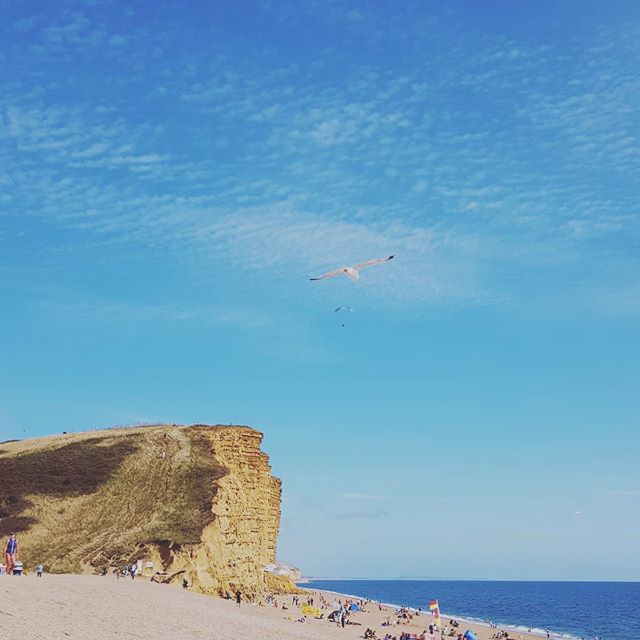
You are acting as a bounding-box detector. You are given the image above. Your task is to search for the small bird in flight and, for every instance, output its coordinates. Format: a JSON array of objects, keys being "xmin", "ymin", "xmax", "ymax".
[
  {"xmin": 334, "ymin": 306, "xmax": 354, "ymax": 328},
  {"xmin": 310, "ymin": 255, "xmax": 394, "ymax": 282}
]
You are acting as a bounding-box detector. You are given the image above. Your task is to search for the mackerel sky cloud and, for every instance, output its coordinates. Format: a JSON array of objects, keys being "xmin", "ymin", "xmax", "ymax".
[{"xmin": 2, "ymin": 1, "xmax": 638, "ymax": 311}]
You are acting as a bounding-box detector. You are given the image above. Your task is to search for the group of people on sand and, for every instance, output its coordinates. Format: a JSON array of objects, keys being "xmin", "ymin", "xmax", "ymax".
[
  {"xmin": 264, "ymin": 592, "xmax": 477, "ymax": 640},
  {"xmin": 264, "ymin": 592, "xmax": 531, "ymax": 640},
  {"xmin": 2, "ymin": 533, "xmax": 43, "ymax": 577},
  {"xmin": 114, "ymin": 563, "xmax": 138, "ymax": 580},
  {"xmin": 369, "ymin": 624, "xmax": 452, "ymax": 640},
  {"xmin": 374, "ymin": 632, "xmax": 445, "ymax": 640}
]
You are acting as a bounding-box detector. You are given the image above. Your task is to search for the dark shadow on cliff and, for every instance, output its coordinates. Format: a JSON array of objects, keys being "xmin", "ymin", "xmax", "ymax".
[{"xmin": 0, "ymin": 437, "xmax": 139, "ymax": 535}]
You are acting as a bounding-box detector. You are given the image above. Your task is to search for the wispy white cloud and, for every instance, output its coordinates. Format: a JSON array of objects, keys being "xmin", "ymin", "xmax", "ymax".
[
  {"xmin": 342, "ymin": 492, "xmax": 383, "ymax": 501},
  {"xmin": 607, "ymin": 490, "xmax": 640, "ymax": 496},
  {"xmin": 34, "ymin": 297, "xmax": 280, "ymax": 332},
  {"xmin": 1, "ymin": 6, "xmax": 638, "ymax": 313}
]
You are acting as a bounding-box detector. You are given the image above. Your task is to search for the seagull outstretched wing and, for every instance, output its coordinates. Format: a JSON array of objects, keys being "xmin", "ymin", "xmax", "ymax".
[
  {"xmin": 310, "ymin": 268, "xmax": 344, "ymax": 281},
  {"xmin": 353, "ymin": 255, "xmax": 394, "ymax": 271},
  {"xmin": 310, "ymin": 255, "xmax": 394, "ymax": 282}
]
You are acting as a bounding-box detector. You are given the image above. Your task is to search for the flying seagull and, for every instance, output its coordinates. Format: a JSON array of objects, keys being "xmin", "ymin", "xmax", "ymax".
[
  {"xmin": 310, "ymin": 255, "xmax": 394, "ymax": 282},
  {"xmin": 334, "ymin": 305, "xmax": 354, "ymax": 327}
]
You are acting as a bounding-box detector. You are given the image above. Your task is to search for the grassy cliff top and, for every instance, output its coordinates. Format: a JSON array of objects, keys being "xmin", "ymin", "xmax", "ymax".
[{"xmin": 0, "ymin": 424, "xmax": 250, "ymax": 572}]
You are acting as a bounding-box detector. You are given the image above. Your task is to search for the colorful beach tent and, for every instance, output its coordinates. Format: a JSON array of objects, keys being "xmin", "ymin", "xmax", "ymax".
[
  {"xmin": 349, "ymin": 604, "xmax": 361, "ymax": 612},
  {"xmin": 463, "ymin": 631, "xmax": 478, "ymax": 640}
]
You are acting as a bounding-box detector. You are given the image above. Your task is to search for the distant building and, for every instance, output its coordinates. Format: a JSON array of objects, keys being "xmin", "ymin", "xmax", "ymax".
[{"xmin": 264, "ymin": 561, "xmax": 301, "ymax": 582}]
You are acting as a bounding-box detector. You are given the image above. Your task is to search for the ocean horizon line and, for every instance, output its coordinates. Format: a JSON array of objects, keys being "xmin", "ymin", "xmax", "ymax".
[{"xmin": 303, "ymin": 577, "xmax": 640, "ymax": 583}]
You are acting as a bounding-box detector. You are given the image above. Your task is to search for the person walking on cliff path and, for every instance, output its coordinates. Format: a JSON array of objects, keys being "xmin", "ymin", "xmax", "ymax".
[
  {"xmin": 4, "ymin": 534, "xmax": 19, "ymax": 575},
  {"xmin": 236, "ymin": 590, "xmax": 242, "ymax": 607}
]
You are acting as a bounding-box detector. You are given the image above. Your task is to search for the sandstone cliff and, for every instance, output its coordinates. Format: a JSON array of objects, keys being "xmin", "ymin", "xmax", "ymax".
[{"xmin": 0, "ymin": 424, "xmax": 291, "ymax": 597}]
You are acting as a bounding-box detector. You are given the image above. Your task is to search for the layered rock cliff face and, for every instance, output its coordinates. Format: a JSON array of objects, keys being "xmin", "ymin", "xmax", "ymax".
[
  {"xmin": 153, "ymin": 426, "xmax": 283, "ymax": 596},
  {"xmin": 0, "ymin": 425, "xmax": 289, "ymax": 597}
]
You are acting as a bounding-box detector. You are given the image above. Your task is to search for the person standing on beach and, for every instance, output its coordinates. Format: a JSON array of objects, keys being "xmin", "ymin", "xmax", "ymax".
[
  {"xmin": 236, "ymin": 590, "xmax": 242, "ymax": 606},
  {"xmin": 36, "ymin": 563, "xmax": 43, "ymax": 577},
  {"xmin": 4, "ymin": 534, "xmax": 18, "ymax": 575}
]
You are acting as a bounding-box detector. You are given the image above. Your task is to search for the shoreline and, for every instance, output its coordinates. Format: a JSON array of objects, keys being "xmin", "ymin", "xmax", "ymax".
[
  {"xmin": 301, "ymin": 585, "xmax": 580, "ymax": 640},
  {"xmin": 2, "ymin": 574, "xmax": 598, "ymax": 640}
]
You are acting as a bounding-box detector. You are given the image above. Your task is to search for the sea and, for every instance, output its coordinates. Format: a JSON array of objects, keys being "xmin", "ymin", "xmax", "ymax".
[{"xmin": 302, "ymin": 580, "xmax": 640, "ymax": 640}]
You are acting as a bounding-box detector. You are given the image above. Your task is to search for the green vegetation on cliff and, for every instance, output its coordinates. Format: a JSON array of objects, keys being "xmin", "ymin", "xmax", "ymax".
[{"xmin": 0, "ymin": 427, "xmax": 225, "ymax": 573}]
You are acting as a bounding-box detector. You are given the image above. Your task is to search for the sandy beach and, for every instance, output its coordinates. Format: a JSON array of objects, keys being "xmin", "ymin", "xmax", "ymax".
[{"xmin": 1, "ymin": 574, "xmax": 548, "ymax": 640}]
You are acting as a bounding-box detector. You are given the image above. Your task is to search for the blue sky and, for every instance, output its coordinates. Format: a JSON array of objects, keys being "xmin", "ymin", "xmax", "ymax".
[{"xmin": 1, "ymin": 0, "xmax": 639, "ymax": 580}]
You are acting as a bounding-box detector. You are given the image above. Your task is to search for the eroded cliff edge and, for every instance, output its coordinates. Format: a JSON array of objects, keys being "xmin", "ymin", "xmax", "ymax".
[{"xmin": 0, "ymin": 424, "xmax": 289, "ymax": 596}]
